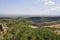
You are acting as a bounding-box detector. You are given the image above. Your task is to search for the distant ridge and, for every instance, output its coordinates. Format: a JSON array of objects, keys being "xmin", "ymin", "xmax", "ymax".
[{"xmin": 26, "ymin": 17, "xmax": 60, "ymax": 22}]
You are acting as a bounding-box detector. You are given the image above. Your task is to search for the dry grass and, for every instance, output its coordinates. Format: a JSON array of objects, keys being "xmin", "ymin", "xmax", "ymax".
[
  {"xmin": 43, "ymin": 24, "xmax": 60, "ymax": 28},
  {"xmin": 29, "ymin": 25, "xmax": 38, "ymax": 28},
  {"xmin": 30, "ymin": 24, "xmax": 60, "ymax": 35}
]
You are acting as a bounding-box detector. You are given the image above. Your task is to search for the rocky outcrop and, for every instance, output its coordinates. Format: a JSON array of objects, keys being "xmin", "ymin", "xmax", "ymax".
[{"xmin": 0, "ymin": 23, "xmax": 8, "ymax": 35}]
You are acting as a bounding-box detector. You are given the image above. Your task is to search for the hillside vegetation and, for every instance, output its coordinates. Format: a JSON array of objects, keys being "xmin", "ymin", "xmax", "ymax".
[
  {"xmin": 26, "ymin": 17, "xmax": 60, "ymax": 26},
  {"xmin": 0, "ymin": 17, "xmax": 60, "ymax": 40}
]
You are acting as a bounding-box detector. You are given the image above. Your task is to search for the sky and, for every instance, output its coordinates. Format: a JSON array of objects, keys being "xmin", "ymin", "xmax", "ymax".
[{"xmin": 0, "ymin": 0, "xmax": 60, "ymax": 17}]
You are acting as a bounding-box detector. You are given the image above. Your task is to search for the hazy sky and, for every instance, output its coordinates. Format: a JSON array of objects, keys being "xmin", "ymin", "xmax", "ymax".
[{"xmin": 0, "ymin": 0, "xmax": 60, "ymax": 16}]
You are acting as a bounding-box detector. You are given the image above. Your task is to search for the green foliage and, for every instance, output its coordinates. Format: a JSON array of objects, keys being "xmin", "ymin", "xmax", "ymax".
[{"xmin": 0, "ymin": 18, "xmax": 59, "ymax": 40}]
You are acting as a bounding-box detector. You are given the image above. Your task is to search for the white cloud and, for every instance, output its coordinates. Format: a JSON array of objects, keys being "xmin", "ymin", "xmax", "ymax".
[
  {"xmin": 45, "ymin": 1, "xmax": 55, "ymax": 5},
  {"xmin": 42, "ymin": 0, "xmax": 55, "ymax": 5},
  {"xmin": 55, "ymin": 7, "xmax": 60, "ymax": 11},
  {"xmin": 50, "ymin": 7, "xmax": 60, "ymax": 12}
]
